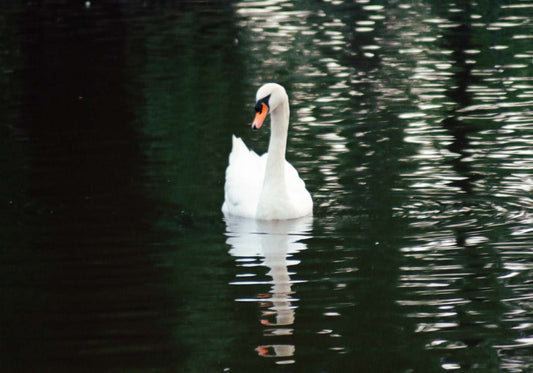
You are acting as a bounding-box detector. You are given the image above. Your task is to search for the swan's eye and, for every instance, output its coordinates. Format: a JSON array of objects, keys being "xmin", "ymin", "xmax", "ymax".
[{"xmin": 255, "ymin": 94, "xmax": 271, "ymax": 113}]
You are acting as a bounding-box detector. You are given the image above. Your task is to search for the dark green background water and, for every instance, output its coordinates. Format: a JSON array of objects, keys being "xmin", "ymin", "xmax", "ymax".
[{"xmin": 1, "ymin": 1, "xmax": 532, "ymax": 372}]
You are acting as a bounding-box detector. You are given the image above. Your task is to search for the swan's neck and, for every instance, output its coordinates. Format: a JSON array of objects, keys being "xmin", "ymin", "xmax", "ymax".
[
  {"xmin": 264, "ymin": 101, "xmax": 289, "ymax": 186},
  {"xmin": 256, "ymin": 97, "xmax": 297, "ymax": 219},
  {"xmin": 256, "ymin": 100, "xmax": 290, "ymax": 220}
]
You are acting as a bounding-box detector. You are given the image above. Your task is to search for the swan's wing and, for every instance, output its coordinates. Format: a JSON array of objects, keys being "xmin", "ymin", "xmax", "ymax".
[
  {"xmin": 222, "ymin": 136, "xmax": 265, "ymax": 218},
  {"xmin": 284, "ymin": 160, "xmax": 313, "ymax": 215},
  {"xmin": 284, "ymin": 161, "xmax": 306, "ymax": 190}
]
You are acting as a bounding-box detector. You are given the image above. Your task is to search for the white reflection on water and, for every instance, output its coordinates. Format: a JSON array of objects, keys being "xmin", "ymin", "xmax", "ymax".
[
  {"xmin": 232, "ymin": 0, "xmax": 533, "ymax": 369},
  {"xmin": 225, "ymin": 216, "xmax": 312, "ymax": 364}
]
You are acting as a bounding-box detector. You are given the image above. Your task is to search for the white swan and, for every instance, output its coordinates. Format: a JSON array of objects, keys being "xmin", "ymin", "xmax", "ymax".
[{"xmin": 222, "ymin": 83, "xmax": 313, "ymax": 220}]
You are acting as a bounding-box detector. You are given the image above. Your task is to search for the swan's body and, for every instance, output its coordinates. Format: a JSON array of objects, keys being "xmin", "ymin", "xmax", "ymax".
[{"xmin": 222, "ymin": 83, "xmax": 312, "ymax": 220}]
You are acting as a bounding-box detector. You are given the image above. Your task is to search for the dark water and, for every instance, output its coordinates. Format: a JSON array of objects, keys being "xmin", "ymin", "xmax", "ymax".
[{"xmin": 1, "ymin": 1, "xmax": 532, "ymax": 372}]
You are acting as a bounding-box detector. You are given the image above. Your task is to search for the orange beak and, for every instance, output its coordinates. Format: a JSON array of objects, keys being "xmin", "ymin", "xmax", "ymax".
[{"xmin": 252, "ymin": 102, "xmax": 269, "ymax": 130}]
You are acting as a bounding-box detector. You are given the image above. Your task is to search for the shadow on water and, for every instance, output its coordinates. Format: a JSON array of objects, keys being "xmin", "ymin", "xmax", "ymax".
[
  {"xmin": 426, "ymin": 1, "xmax": 508, "ymax": 367},
  {"xmin": 1, "ymin": 2, "xmax": 182, "ymax": 371},
  {"xmin": 393, "ymin": 1, "xmax": 533, "ymax": 371},
  {"xmin": 429, "ymin": 1, "xmax": 530, "ymax": 369},
  {"xmin": 440, "ymin": 0, "xmax": 479, "ymax": 195}
]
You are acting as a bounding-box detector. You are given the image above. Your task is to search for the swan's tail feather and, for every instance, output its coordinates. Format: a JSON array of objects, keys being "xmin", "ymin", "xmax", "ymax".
[
  {"xmin": 222, "ymin": 135, "xmax": 263, "ymax": 218},
  {"xmin": 229, "ymin": 135, "xmax": 250, "ymax": 160}
]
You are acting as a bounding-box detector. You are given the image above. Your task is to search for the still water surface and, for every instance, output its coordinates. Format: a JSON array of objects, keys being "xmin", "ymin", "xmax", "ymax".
[{"xmin": 1, "ymin": 1, "xmax": 532, "ymax": 372}]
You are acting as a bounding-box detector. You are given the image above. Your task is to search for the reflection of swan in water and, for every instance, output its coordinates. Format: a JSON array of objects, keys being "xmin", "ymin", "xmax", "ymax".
[{"xmin": 225, "ymin": 215, "xmax": 312, "ymax": 364}]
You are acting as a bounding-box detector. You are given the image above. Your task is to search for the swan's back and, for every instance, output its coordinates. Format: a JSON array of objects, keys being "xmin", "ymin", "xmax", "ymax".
[{"xmin": 222, "ymin": 135, "xmax": 312, "ymax": 220}]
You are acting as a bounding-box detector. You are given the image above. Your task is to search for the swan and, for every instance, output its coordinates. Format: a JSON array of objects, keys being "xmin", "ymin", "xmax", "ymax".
[{"xmin": 222, "ymin": 83, "xmax": 313, "ymax": 220}]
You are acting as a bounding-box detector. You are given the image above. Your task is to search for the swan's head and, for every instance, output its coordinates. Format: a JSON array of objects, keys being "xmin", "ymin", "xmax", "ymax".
[{"xmin": 252, "ymin": 83, "xmax": 288, "ymax": 130}]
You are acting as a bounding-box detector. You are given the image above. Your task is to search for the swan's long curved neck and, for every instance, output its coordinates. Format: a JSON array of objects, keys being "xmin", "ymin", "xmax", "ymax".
[{"xmin": 264, "ymin": 100, "xmax": 290, "ymax": 187}]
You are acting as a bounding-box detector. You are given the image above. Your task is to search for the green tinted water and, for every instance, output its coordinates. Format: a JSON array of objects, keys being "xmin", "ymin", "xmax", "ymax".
[{"xmin": 1, "ymin": 1, "xmax": 532, "ymax": 372}]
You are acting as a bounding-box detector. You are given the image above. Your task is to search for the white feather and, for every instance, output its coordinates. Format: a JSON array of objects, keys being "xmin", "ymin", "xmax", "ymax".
[{"xmin": 222, "ymin": 83, "xmax": 313, "ymax": 220}]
